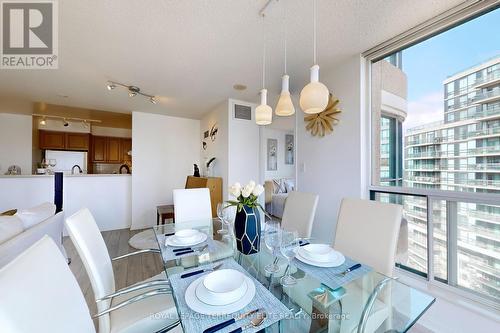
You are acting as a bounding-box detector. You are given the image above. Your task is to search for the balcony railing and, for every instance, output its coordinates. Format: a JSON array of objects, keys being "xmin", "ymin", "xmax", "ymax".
[
  {"xmin": 469, "ymin": 210, "xmax": 500, "ymax": 223},
  {"xmin": 473, "ymin": 88, "xmax": 500, "ymax": 103},
  {"xmin": 474, "ymin": 70, "xmax": 500, "ymax": 87},
  {"xmin": 469, "ymin": 127, "xmax": 500, "ymax": 138},
  {"xmin": 466, "ymin": 179, "xmax": 500, "ymax": 188},
  {"xmin": 406, "ymin": 176, "xmax": 441, "ymax": 183}
]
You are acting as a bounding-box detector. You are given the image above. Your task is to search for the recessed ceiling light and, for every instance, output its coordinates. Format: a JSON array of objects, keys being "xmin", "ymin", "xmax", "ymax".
[{"xmin": 233, "ymin": 84, "xmax": 247, "ymax": 91}]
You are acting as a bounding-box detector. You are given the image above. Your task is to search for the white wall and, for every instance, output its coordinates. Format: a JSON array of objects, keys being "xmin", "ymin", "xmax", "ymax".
[
  {"xmin": 261, "ymin": 127, "xmax": 295, "ymax": 181},
  {"xmin": 227, "ymin": 99, "xmax": 260, "ymax": 192},
  {"xmin": 0, "ymin": 174, "xmax": 131, "ymax": 231},
  {"xmin": 0, "ymin": 113, "xmax": 32, "ymax": 175},
  {"xmin": 200, "ymin": 101, "xmax": 229, "ymax": 199},
  {"xmin": 131, "ymin": 112, "xmax": 200, "ymax": 230},
  {"xmin": 296, "ymin": 55, "xmax": 366, "ymax": 244}
]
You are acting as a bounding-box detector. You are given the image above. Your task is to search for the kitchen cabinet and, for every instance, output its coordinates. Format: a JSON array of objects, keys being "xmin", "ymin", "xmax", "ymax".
[
  {"xmin": 66, "ymin": 133, "xmax": 90, "ymax": 151},
  {"xmin": 121, "ymin": 138, "xmax": 132, "ymax": 162},
  {"xmin": 39, "ymin": 131, "xmax": 66, "ymax": 150},
  {"xmin": 92, "ymin": 136, "xmax": 107, "ymax": 162},
  {"xmin": 106, "ymin": 137, "xmax": 121, "ymax": 163},
  {"xmin": 39, "ymin": 130, "xmax": 90, "ymax": 151}
]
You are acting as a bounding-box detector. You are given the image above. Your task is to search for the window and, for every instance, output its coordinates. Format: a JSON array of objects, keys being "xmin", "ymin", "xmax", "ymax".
[{"xmin": 370, "ymin": 6, "xmax": 500, "ymax": 306}]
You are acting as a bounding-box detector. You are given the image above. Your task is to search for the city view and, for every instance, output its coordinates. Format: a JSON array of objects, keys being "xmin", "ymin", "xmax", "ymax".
[{"xmin": 372, "ymin": 8, "xmax": 499, "ymax": 302}]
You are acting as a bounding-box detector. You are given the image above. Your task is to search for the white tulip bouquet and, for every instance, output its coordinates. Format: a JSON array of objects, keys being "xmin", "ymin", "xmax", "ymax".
[{"xmin": 227, "ymin": 180, "xmax": 265, "ymax": 212}]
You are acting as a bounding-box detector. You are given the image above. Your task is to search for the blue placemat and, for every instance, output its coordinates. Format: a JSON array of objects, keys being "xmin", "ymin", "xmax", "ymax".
[
  {"xmin": 157, "ymin": 232, "xmax": 218, "ymax": 261},
  {"xmin": 293, "ymin": 255, "xmax": 372, "ymax": 291},
  {"xmin": 169, "ymin": 258, "xmax": 291, "ymax": 333}
]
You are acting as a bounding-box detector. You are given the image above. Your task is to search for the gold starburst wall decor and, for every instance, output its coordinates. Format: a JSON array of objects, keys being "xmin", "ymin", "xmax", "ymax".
[{"xmin": 304, "ymin": 93, "xmax": 341, "ymax": 137}]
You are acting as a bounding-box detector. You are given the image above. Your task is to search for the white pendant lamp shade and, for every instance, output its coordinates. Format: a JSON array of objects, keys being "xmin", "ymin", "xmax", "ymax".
[
  {"xmin": 275, "ymin": 75, "xmax": 295, "ymax": 116},
  {"xmin": 256, "ymin": 89, "xmax": 272, "ymax": 125},
  {"xmin": 300, "ymin": 65, "xmax": 329, "ymax": 114}
]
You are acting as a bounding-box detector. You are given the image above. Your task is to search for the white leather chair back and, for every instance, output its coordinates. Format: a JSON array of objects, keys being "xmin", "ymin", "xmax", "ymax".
[
  {"xmin": 0, "ymin": 236, "xmax": 95, "ymax": 333},
  {"xmin": 173, "ymin": 188, "xmax": 212, "ymax": 223},
  {"xmin": 281, "ymin": 191, "xmax": 319, "ymax": 239},
  {"xmin": 65, "ymin": 208, "xmax": 115, "ymax": 333},
  {"xmin": 334, "ymin": 198, "xmax": 403, "ymax": 277}
]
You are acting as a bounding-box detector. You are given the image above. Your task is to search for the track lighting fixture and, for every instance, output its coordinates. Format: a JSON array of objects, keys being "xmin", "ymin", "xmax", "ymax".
[
  {"xmin": 32, "ymin": 114, "xmax": 102, "ymax": 127},
  {"xmin": 106, "ymin": 81, "xmax": 158, "ymax": 104},
  {"xmin": 63, "ymin": 118, "xmax": 69, "ymax": 127},
  {"xmin": 39, "ymin": 117, "xmax": 46, "ymax": 125}
]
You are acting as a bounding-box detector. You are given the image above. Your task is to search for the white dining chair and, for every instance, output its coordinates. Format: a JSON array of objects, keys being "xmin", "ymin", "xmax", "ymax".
[
  {"xmin": 65, "ymin": 208, "xmax": 182, "ymax": 333},
  {"xmin": 173, "ymin": 188, "xmax": 212, "ymax": 222},
  {"xmin": 0, "ymin": 236, "xmax": 96, "ymax": 333},
  {"xmin": 281, "ymin": 191, "xmax": 319, "ymax": 238}
]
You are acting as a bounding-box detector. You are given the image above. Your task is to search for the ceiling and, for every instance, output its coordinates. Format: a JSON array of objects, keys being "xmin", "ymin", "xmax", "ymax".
[{"xmin": 0, "ymin": 0, "xmax": 465, "ymax": 119}]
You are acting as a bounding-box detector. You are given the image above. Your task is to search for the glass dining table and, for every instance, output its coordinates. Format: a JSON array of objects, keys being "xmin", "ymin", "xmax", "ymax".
[{"xmin": 153, "ymin": 218, "xmax": 435, "ymax": 333}]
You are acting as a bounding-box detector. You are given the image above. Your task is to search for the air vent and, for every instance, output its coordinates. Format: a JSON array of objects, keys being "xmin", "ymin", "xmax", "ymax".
[{"xmin": 234, "ymin": 104, "xmax": 252, "ymax": 120}]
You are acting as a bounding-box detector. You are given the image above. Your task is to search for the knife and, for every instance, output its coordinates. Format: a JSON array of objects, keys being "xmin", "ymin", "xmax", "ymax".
[
  {"xmin": 172, "ymin": 245, "xmax": 204, "ymax": 252},
  {"xmin": 165, "ymin": 232, "xmax": 174, "ymax": 236},
  {"xmin": 180, "ymin": 263, "xmax": 223, "ymax": 279},
  {"xmin": 203, "ymin": 309, "xmax": 260, "ymax": 333},
  {"xmin": 175, "ymin": 245, "xmax": 207, "ymax": 256}
]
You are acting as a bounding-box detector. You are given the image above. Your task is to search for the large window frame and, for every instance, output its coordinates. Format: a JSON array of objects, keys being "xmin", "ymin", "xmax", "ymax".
[{"xmin": 363, "ymin": 0, "xmax": 500, "ymax": 311}]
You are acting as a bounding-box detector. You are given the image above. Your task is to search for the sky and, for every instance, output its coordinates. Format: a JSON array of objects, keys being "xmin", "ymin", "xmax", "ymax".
[{"xmin": 399, "ymin": 7, "xmax": 500, "ymax": 132}]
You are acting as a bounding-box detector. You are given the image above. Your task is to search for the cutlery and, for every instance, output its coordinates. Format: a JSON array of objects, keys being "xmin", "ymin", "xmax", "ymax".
[
  {"xmin": 175, "ymin": 245, "xmax": 207, "ymax": 256},
  {"xmin": 172, "ymin": 245, "xmax": 205, "ymax": 253},
  {"xmin": 180, "ymin": 263, "xmax": 223, "ymax": 279},
  {"xmin": 202, "ymin": 309, "xmax": 260, "ymax": 333},
  {"xmin": 165, "ymin": 232, "xmax": 174, "ymax": 236},
  {"xmin": 228, "ymin": 312, "xmax": 267, "ymax": 333},
  {"xmin": 337, "ymin": 263, "xmax": 362, "ymax": 276}
]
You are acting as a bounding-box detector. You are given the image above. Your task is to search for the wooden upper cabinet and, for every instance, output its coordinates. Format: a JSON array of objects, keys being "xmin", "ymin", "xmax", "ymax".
[
  {"xmin": 65, "ymin": 133, "xmax": 90, "ymax": 151},
  {"xmin": 106, "ymin": 137, "xmax": 121, "ymax": 163},
  {"xmin": 121, "ymin": 138, "xmax": 132, "ymax": 162},
  {"xmin": 92, "ymin": 136, "xmax": 107, "ymax": 162},
  {"xmin": 39, "ymin": 131, "xmax": 66, "ymax": 150}
]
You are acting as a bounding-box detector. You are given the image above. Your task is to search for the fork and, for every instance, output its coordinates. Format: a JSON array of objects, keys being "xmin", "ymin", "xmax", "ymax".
[{"xmin": 336, "ymin": 263, "xmax": 362, "ymax": 276}]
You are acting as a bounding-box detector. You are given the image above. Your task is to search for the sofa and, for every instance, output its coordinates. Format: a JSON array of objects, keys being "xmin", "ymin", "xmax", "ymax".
[
  {"xmin": 264, "ymin": 178, "xmax": 295, "ymax": 219},
  {"xmin": 0, "ymin": 203, "xmax": 66, "ymax": 268}
]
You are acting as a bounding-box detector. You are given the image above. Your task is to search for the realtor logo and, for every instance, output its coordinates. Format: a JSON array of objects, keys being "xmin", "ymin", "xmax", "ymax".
[{"xmin": 1, "ymin": 1, "xmax": 58, "ymax": 69}]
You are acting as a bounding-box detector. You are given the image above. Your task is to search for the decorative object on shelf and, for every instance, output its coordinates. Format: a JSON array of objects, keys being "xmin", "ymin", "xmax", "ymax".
[
  {"xmin": 206, "ymin": 157, "xmax": 216, "ymax": 177},
  {"xmin": 299, "ymin": 0, "xmax": 330, "ymax": 114},
  {"xmin": 304, "ymin": 93, "xmax": 341, "ymax": 137},
  {"xmin": 106, "ymin": 81, "xmax": 158, "ymax": 104},
  {"xmin": 193, "ymin": 164, "xmax": 200, "ymax": 177},
  {"xmin": 267, "ymin": 138, "xmax": 277, "ymax": 171},
  {"xmin": 227, "ymin": 181, "xmax": 265, "ymax": 255},
  {"xmin": 275, "ymin": 0, "xmax": 295, "ymax": 117},
  {"xmin": 202, "ymin": 141, "xmax": 207, "ymax": 150},
  {"xmin": 255, "ymin": 14, "xmax": 272, "ymax": 125},
  {"xmin": 209, "ymin": 124, "xmax": 218, "ymax": 142},
  {"xmin": 4, "ymin": 165, "xmax": 21, "ymax": 175},
  {"xmin": 285, "ymin": 134, "xmax": 294, "ymax": 165}
]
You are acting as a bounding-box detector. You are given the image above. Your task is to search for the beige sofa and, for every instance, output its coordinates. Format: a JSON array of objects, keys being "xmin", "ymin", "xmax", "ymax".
[
  {"xmin": 264, "ymin": 178, "xmax": 295, "ymax": 219},
  {"xmin": 0, "ymin": 211, "xmax": 66, "ymax": 268}
]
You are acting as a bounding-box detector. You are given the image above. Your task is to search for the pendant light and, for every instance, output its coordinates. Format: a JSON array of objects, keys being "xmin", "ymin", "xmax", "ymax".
[
  {"xmin": 255, "ymin": 14, "xmax": 272, "ymax": 125},
  {"xmin": 299, "ymin": 0, "xmax": 329, "ymax": 114},
  {"xmin": 275, "ymin": 1, "xmax": 295, "ymax": 117}
]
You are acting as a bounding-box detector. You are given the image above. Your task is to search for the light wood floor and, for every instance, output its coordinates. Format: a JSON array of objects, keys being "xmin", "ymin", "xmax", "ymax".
[
  {"xmin": 64, "ymin": 229, "xmax": 432, "ymax": 333},
  {"xmin": 63, "ymin": 228, "xmax": 164, "ymax": 327}
]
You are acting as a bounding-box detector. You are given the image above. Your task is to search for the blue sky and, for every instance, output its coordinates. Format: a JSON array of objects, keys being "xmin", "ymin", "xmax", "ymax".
[{"xmin": 400, "ymin": 7, "xmax": 500, "ymax": 131}]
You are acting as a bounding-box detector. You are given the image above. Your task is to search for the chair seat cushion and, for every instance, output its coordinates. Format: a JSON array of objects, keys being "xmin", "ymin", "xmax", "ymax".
[{"xmin": 110, "ymin": 271, "xmax": 180, "ymax": 333}]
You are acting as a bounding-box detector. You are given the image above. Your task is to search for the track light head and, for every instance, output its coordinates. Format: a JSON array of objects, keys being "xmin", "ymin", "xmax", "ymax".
[
  {"xmin": 150, "ymin": 97, "xmax": 157, "ymax": 104},
  {"xmin": 63, "ymin": 118, "xmax": 69, "ymax": 127},
  {"xmin": 107, "ymin": 82, "xmax": 116, "ymax": 90},
  {"xmin": 39, "ymin": 117, "xmax": 46, "ymax": 125},
  {"xmin": 128, "ymin": 86, "xmax": 140, "ymax": 97}
]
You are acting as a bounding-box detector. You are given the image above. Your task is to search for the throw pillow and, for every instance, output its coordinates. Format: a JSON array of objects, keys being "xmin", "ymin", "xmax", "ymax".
[
  {"xmin": 284, "ymin": 179, "xmax": 295, "ymax": 193},
  {"xmin": 0, "ymin": 209, "xmax": 17, "ymax": 216},
  {"xmin": 273, "ymin": 179, "xmax": 286, "ymax": 194},
  {"xmin": 0, "ymin": 215, "xmax": 24, "ymax": 244},
  {"xmin": 15, "ymin": 202, "xmax": 56, "ymax": 229}
]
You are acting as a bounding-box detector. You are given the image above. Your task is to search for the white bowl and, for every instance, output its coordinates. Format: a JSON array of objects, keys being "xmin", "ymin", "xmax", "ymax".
[
  {"xmin": 197, "ymin": 269, "xmax": 247, "ymax": 305},
  {"xmin": 300, "ymin": 244, "xmax": 334, "ymax": 263},
  {"xmin": 174, "ymin": 229, "xmax": 200, "ymax": 244}
]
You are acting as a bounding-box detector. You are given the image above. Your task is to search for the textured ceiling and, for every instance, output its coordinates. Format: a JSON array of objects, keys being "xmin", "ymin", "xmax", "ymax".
[{"xmin": 0, "ymin": 0, "xmax": 465, "ymax": 119}]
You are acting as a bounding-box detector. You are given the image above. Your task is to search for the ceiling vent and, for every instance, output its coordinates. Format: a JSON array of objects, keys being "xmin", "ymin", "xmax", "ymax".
[{"xmin": 234, "ymin": 104, "xmax": 252, "ymax": 120}]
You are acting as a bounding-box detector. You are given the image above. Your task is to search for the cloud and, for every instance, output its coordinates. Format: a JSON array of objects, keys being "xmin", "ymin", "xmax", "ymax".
[{"xmin": 403, "ymin": 92, "xmax": 444, "ymax": 133}]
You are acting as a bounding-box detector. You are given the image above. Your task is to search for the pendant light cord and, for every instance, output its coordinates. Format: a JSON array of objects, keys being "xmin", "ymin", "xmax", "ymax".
[
  {"xmin": 283, "ymin": 1, "xmax": 287, "ymax": 74},
  {"xmin": 262, "ymin": 14, "xmax": 266, "ymax": 89},
  {"xmin": 313, "ymin": 0, "xmax": 317, "ymax": 65}
]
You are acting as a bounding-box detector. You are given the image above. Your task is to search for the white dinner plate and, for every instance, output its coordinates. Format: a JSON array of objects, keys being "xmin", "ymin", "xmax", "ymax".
[
  {"xmin": 296, "ymin": 250, "xmax": 345, "ymax": 268},
  {"xmin": 185, "ymin": 275, "xmax": 255, "ymax": 315},
  {"xmin": 165, "ymin": 233, "xmax": 207, "ymax": 247},
  {"xmin": 195, "ymin": 276, "xmax": 248, "ymax": 306}
]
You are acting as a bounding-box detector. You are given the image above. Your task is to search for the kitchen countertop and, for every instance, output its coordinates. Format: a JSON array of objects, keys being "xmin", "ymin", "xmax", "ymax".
[{"xmin": 0, "ymin": 174, "xmax": 131, "ymax": 178}]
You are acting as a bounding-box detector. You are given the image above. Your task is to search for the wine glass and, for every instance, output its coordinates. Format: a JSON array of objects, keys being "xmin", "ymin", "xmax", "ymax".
[
  {"xmin": 264, "ymin": 221, "xmax": 281, "ymax": 273},
  {"xmin": 280, "ymin": 230, "xmax": 299, "ymax": 286},
  {"xmin": 217, "ymin": 202, "xmax": 228, "ymax": 235}
]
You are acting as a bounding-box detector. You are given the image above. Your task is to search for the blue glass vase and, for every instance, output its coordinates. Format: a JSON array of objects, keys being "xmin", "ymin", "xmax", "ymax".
[{"xmin": 234, "ymin": 205, "xmax": 261, "ymax": 255}]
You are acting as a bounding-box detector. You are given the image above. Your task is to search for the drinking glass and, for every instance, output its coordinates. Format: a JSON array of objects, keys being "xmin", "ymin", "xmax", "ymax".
[
  {"xmin": 264, "ymin": 221, "xmax": 281, "ymax": 273},
  {"xmin": 280, "ymin": 230, "xmax": 299, "ymax": 286},
  {"xmin": 216, "ymin": 202, "xmax": 228, "ymax": 235}
]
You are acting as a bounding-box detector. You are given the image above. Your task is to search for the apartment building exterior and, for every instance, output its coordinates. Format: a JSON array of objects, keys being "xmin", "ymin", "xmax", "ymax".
[{"xmin": 404, "ymin": 57, "xmax": 500, "ymax": 300}]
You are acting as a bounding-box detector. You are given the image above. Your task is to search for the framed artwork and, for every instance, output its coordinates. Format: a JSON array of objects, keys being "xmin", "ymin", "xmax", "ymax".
[
  {"xmin": 267, "ymin": 138, "xmax": 277, "ymax": 171},
  {"xmin": 285, "ymin": 134, "xmax": 294, "ymax": 165}
]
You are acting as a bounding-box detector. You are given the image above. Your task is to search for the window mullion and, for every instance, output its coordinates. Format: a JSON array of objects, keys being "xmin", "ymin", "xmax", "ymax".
[
  {"xmin": 447, "ymin": 201, "xmax": 458, "ymax": 286},
  {"xmin": 426, "ymin": 195, "xmax": 434, "ymax": 282}
]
